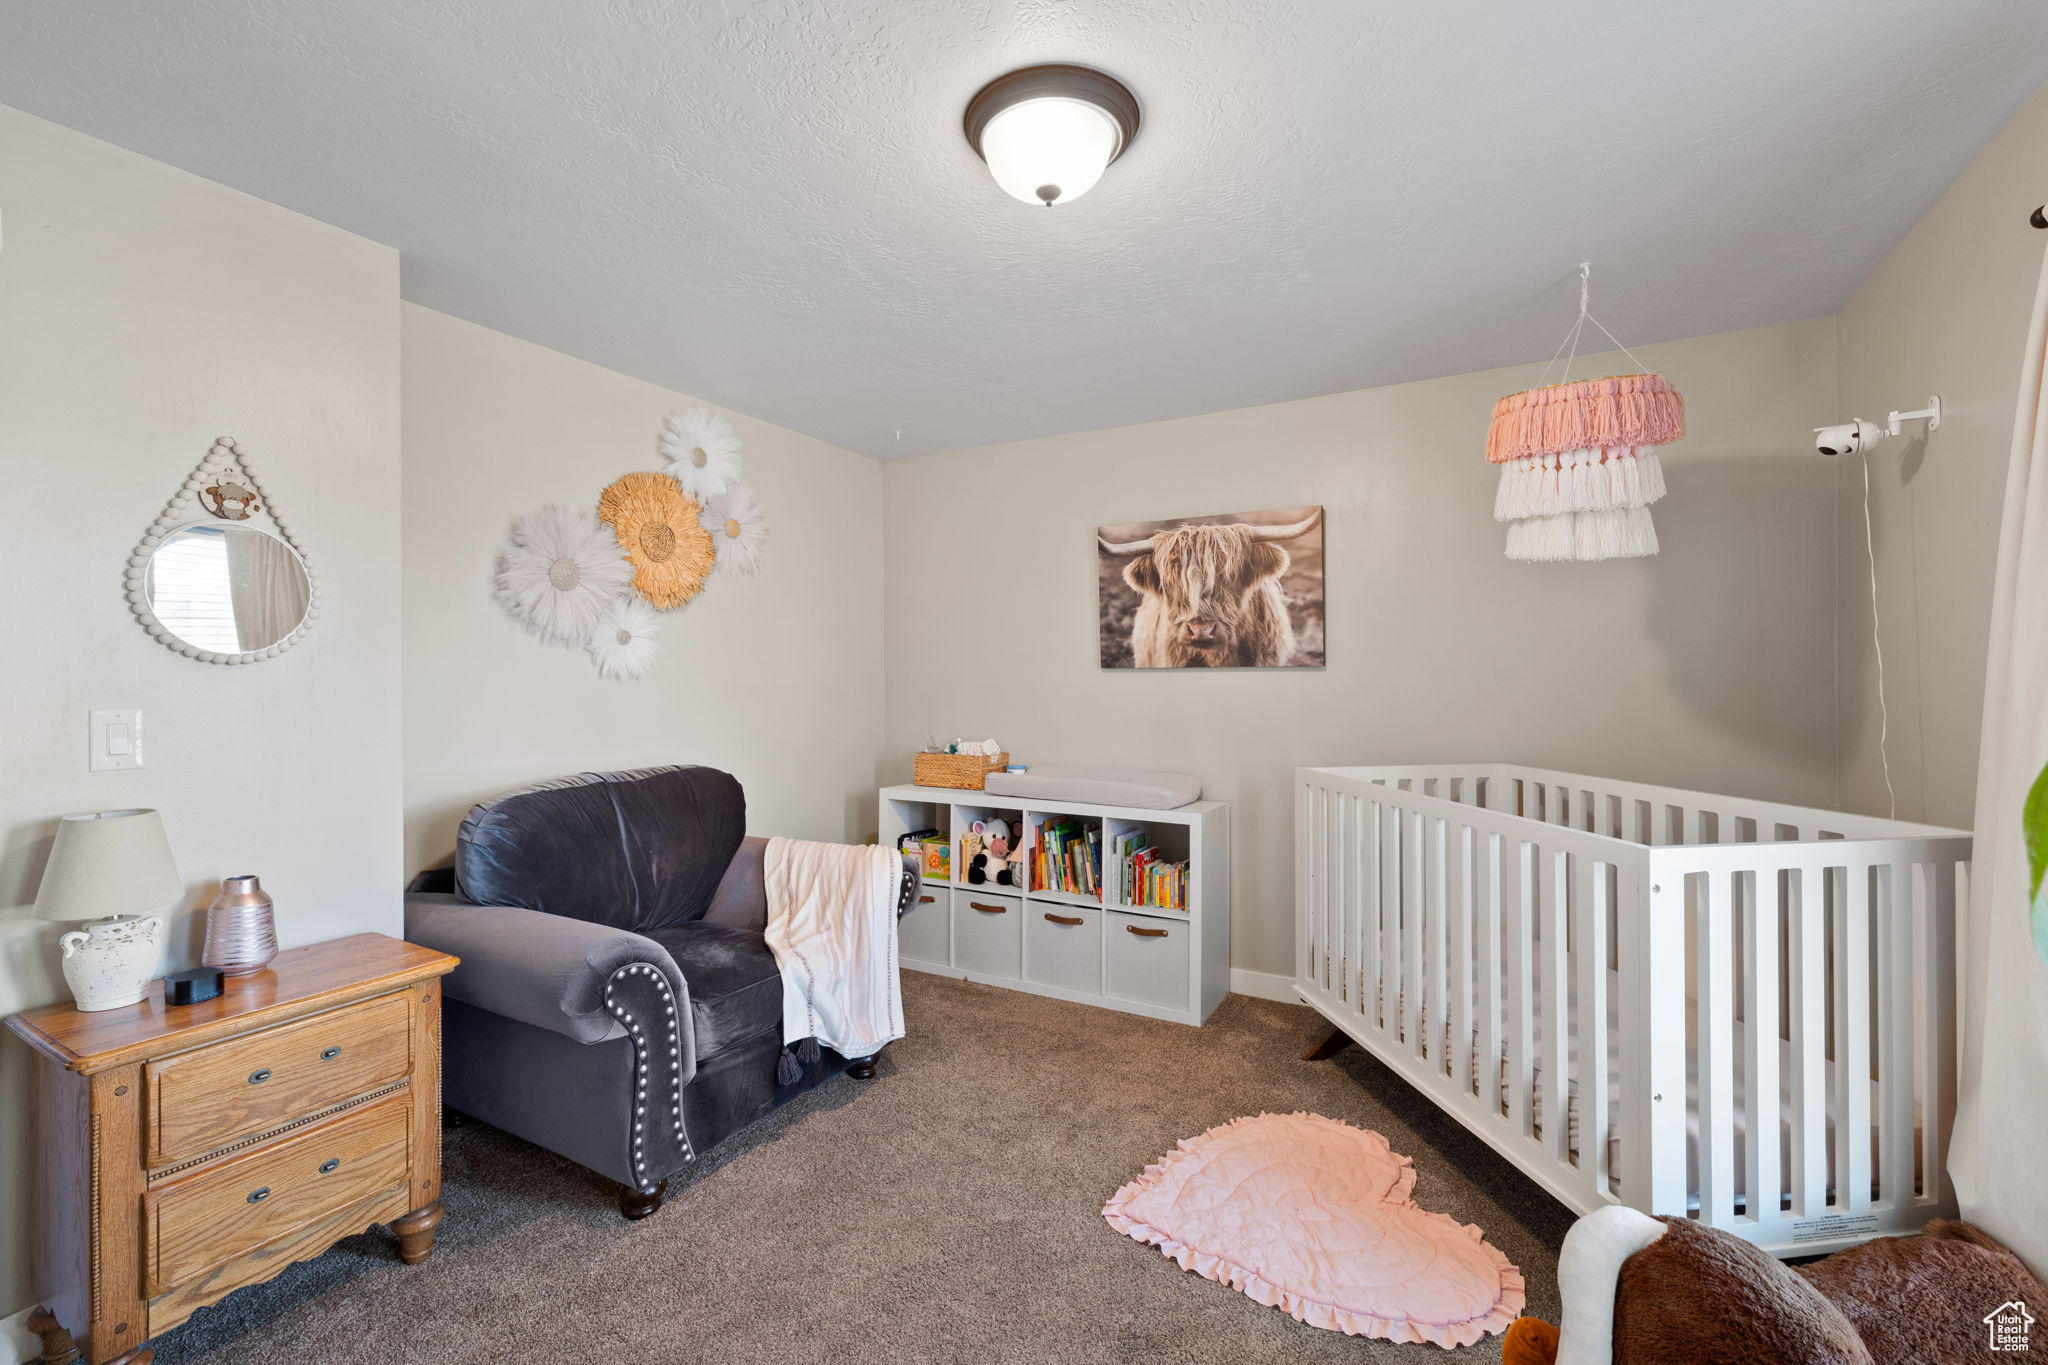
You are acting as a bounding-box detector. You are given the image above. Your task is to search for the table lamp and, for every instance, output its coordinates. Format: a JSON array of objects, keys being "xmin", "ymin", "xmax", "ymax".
[{"xmin": 34, "ymin": 809, "xmax": 180, "ymax": 1011}]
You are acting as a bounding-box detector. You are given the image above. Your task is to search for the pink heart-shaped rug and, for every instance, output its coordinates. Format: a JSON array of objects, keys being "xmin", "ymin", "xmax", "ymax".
[{"xmin": 1102, "ymin": 1112, "xmax": 1525, "ymax": 1348}]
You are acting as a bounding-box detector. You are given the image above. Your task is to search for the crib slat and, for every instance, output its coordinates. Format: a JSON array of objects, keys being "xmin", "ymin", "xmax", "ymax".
[
  {"xmin": 1882, "ymin": 862, "xmax": 1915, "ymax": 1210},
  {"xmin": 1924, "ymin": 858, "xmax": 1959, "ymax": 1208},
  {"xmin": 1699, "ymin": 872, "xmax": 1736, "ymax": 1223},
  {"xmin": 1428, "ymin": 816, "xmax": 1449, "ymax": 1077},
  {"xmin": 1838, "ymin": 863, "xmax": 1874, "ymax": 1212},
  {"xmin": 1574, "ymin": 854, "xmax": 1609, "ymax": 1198},
  {"xmin": 1789, "ymin": 865, "xmax": 1828, "ymax": 1215},
  {"xmin": 1480, "ymin": 833, "xmax": 1505, "ymax": 1126},
  {"xmin": 1540, "ymin": 849, "xmax": 1569, "ymax": 1164},
  {"xmin": 1745, "ymin": 870, "xmax": 1782, "ymax": 1224},
  {"xmin": 1381, "ymin": 802, "xmax": 1400, "ymax": 1036},
  {"xmin": 1450, "ymin": 821, "xmax": 1474, "ymax": 1098},
  {"xmin": 1504, "ymin": 838, "xmax": 1534, "ymax": 1138},
  {"xmin": 1405, "ymin": 812, "xmax": 1426, "ymax": 1058}
]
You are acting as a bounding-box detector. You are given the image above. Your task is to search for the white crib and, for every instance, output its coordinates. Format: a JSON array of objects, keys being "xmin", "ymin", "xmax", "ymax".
[{"xmin": 1294, "ymin": 763, "xmax": 1969, "ymax": 1257}]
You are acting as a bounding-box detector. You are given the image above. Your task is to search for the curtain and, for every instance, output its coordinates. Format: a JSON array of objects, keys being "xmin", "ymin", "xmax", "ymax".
[
  {"xmin": 1951, "ymin": 240, "xmax": 2048, "ymax": 1274},
  {"xmin": 225, "ymin": 528, "xmax": 309, "ymax": 652}
]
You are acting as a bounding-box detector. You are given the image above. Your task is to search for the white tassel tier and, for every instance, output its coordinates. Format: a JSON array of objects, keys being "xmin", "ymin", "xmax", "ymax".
[
  {"xmin": 1493, "ymin": 447, "xmax": 1667, "ymax": 522},
  {"xmin": 1504, "ymin": 505, "xmax": 1659, "ymax": 563}
]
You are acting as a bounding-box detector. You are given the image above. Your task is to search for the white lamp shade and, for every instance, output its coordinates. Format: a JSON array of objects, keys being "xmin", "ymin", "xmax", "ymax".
[
  {"xmin": 979, "ymin": 96, "xmax": 1121, "ymax": 206},
  {"xmin": 34, "ymin": 809, "xmax": 181, "ymax": 922}
]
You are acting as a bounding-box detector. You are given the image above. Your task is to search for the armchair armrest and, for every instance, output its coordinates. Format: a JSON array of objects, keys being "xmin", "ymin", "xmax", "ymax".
[{"xmin": 404, "ymin": 892, "xmax": 688, "ymax": 1047}]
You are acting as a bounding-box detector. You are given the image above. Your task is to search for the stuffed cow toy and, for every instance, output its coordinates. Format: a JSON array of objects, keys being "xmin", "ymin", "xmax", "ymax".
[{"xmin": 1504, "ymin": 1207, "xmax": 2044, "ymax": 1365}]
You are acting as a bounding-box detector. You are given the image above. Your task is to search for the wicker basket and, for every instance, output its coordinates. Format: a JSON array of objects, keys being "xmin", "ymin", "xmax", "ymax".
[{"xmin": 914, "ymin": 751, "xmax": 1009, "ymax": 790}]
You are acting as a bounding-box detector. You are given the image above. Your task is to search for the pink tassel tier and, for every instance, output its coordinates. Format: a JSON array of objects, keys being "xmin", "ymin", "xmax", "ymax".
[{"xmin": 1485, "ymin": 372, "xmax": 1685, "ymax": 464}]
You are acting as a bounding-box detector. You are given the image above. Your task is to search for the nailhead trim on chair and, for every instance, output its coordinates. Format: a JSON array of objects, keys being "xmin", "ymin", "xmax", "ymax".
[{"xmin": 603, "ymin": 962, "xmax": 694, "ymax": 1193}]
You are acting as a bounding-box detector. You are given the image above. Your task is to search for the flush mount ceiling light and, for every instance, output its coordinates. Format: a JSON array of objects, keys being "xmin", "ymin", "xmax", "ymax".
[{"xmin": 963, "ymin": 64, "xmax": 1141, "ymax": 208}]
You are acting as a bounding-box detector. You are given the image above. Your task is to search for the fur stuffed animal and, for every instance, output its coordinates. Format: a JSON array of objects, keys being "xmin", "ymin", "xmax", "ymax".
[
  {"xmin": 1503, "ymin": 1207, "xmax": 2045, "ymax": 1365},
  {"xmin": 966, "ymin": 819, "xmax": 1019, "ymax": 887}
]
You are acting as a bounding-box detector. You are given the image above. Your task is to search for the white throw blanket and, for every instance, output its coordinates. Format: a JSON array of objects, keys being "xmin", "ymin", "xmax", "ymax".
[{"xmin": 763, "ymin": 837, "xmax": 905, "ymax": 1063}]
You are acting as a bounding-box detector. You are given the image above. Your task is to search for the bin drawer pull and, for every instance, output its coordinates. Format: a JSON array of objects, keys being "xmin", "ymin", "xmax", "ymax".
[
  {"xmin": 970, "ymin": 901, "xmax": 1007, "ymax": 914},
  {"xmin": 320, "ymin": 1046, "xmax": 342, "ymax": 1060},
  {"xmin": 918, "ymin": 894, "xmax": 936, "ymax": 904},
  {"xmin": 1126, "ymin": 926, "xmax": 1169, "ymax": 938},
  {"xmin": 1044, "ymin": 913, "xmax": 1084, "ymax": 926},
  {"xmin": 247, "ymin": 1069, "xmax": 272, "ymax": 1085},
  {"xmin": 247, "ymin": 1187, "xmax": 271, "ymax": 1205}
]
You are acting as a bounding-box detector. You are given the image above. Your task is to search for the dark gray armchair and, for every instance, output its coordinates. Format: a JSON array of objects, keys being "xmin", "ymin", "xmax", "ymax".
[{"xmin": 404, "ymin": 765, "xmax": 914, "ymax": 1218}]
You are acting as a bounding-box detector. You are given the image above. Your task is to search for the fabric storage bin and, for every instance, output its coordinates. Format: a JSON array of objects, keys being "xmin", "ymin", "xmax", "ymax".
[
  {"xmin": 952, "ymin": 890, "xmax": 1022, "ymax": 978},
  {"xmin": 1024, "ymin": 906, "xmax": 1102, "ymax": 994},
  {"xmin": 1105, "ymin": 911, "xmax": 1189, "ymax": 1011},
  {"xmin": 899, "ymin": 885, "xmax": 950, "ymax": 968}
]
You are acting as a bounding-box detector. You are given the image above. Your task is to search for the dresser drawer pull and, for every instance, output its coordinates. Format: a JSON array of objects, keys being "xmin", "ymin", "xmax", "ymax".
[
  {"xmin": 247, "ymin": 1187, "xmax": 272, "ymax": 1204},
  {"xmin": 247, "ymin": 1069, "xmax": 273, "ymax": 1085},
  {"xmin": 1044, "ymin": 913, "xmax": 1085, "ymax": 926},
  {"xmin": 321, "ymin": 1046, "xmax": 342, "ymax": 1060},
  {"xmin": 970, "ymin": 901, "xmax": 1007, "ymax": 914},
  {"xmin": 918, "ymin": 894, "xmax": 936, "ymax": 904},
  {"xmin": 319, "ymin": 1158, "xmax": 341, "ymax": 1174},
  {"xmin": 1125, "ymin": 926, "xmax": 1169, "ymax": 938}
]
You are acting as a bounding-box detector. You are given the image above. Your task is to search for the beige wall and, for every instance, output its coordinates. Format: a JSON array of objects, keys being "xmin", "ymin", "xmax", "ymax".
[
  {"xmin": 1835, "ymin": 85, "xmax": 2048, "ymax": 827},
  {"xmin": 0, "ymin": 109, "xmax": 401, "ymax": 1331},
  {"xmin": 883, "ymin": 319, "xmax": 1841, "ymax": 979},
  {"xmin": 400, "ymin": 306, "xmax": 885, "ymax": 872}
]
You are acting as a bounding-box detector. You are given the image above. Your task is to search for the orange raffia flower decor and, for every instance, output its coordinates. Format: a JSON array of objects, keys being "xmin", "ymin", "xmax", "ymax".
[{"xmin": 597, "ymin": 471, "xmax": 715, "ymax": 609}]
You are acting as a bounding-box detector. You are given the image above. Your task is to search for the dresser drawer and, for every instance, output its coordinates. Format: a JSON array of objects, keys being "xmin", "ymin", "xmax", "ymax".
[
  {"xmin": 147, "ymin": 991, "xmax": 413, "ymax": 1165},
  {"xmin": 146, "ymin": 1090, "xmax": 412, "ymax": 1292}
]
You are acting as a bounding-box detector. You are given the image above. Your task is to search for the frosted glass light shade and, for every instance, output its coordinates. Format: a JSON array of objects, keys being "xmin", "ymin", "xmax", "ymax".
[
  {"xmin": 34, "ymin": 809, "xmax": 181, "ymax": 922},
  {"xmin": 980, "ymin": 97, "xmax": 1121, "ymax": 206}
]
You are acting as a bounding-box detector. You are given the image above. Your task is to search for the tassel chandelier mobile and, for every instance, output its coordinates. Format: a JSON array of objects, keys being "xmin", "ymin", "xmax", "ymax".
[{"xmin": 1487, "ymin": 263, "xmax": 1684, "ymax": 563}]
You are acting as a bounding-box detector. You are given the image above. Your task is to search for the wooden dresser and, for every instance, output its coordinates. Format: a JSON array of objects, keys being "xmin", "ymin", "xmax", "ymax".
[{"xmin": 6, "ymin": 932, "xmax": 458, "ymax": 1365}]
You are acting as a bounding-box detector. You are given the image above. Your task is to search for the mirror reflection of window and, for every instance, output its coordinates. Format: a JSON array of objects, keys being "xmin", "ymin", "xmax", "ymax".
[
  {"xmin": 146, "ymin": 526, "xmax": 242, "ymax": 653},
  {"xmin": 144, "ymin": 525, "xmax": 310, "ymax": 653}
]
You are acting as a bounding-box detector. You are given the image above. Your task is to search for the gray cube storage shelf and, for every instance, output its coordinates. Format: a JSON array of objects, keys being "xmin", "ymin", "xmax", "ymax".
[{"xmin": 879, "ymin": 784, "xmax": 1230, "ymax": 1025}]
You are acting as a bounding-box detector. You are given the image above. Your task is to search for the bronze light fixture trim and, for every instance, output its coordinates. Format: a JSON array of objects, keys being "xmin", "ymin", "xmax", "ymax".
[{"xmin": 963, "ymin": 64, "xmax": 1142, "ymax": 207}]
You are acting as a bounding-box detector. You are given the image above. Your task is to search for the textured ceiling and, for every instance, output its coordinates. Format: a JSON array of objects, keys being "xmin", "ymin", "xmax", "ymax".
[{"xmin": 2, "ymin": 2, "xmax": 2045, "ymax": 457}]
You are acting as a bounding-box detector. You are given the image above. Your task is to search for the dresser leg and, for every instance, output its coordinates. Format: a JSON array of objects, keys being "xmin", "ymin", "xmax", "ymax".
[
  {"xmin": 104, "ymin": 1350, "xmax": 153, "ymax": 1365},
  {"xmin": 845, "ymin": 1055, "xmax": 877, "ymax": 1079},
  {"xmin": 393, "ymin": 1201, "xmax": 445, "ymax": 1264},
  {"xmin": 26, "ymin": 1307, "xmax": 80, "ymax": 1365}
]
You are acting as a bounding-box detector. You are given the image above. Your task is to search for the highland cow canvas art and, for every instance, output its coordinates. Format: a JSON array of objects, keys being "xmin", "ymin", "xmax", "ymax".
[{"xmin": 1097, "ymin": 506, "xmax": 1325, "ymax": 669}]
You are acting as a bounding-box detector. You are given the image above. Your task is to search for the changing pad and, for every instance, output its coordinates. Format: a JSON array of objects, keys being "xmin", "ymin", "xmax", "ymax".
[{"xmin": 982, "ymin": 765, "xmax": 1201, "ymax": 809}]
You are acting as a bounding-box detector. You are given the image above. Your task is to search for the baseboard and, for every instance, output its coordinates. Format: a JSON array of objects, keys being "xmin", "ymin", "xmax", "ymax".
[
  {"xmin": 3, "ymin": 1304, "xmax": 37, "ymax": 1365},
  {"xmin": 1228, "ymin": 968, "xmax": 1297, "ymax": 1003}
]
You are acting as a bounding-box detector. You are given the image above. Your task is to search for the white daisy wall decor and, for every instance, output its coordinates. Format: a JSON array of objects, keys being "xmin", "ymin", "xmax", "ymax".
[
  {"xmin": 659, "ymin": 406, "xmax": 743, "ymax": 503},
  {"xmin": 492, "ymin": 502, "xmax": 636, "ymax": 647},
  {"xmin": 587, "ymin": 595, "xmax": 664, "ymax": 680},
  {"xmin": 699, "ymin": 478, "xmax": 768, "ymax": 579}
]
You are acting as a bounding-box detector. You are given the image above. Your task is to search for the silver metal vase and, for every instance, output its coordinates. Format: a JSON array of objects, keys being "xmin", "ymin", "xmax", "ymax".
[{"xmin": 203, "ymin": 874, "xmax": 278, "ymax": 976}]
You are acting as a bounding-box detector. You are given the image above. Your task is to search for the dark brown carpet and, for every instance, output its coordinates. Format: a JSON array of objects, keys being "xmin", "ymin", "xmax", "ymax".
[{"xmin": 153, "ymin": 974, "xmax": 1570, "ymax": 1364}]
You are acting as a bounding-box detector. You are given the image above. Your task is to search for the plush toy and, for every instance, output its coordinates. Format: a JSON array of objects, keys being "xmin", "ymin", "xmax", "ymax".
[
  {"xmin": 966, "ymin": 819, "xmax": 1019, "ymax": 887},
  {"xmin": 1503, "ymin": 1207, "xmax": 2045, "ymax": 1365}
]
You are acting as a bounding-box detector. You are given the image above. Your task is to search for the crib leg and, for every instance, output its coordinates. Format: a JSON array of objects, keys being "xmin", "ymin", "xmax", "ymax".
[{"xmin": 1300, "ymin": 1026, "xmax": 1356, "ymax": 1062}]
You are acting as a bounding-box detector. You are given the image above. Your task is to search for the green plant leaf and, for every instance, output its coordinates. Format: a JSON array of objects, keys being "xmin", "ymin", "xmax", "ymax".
[{"xmin": 2029, "ymin": 760, "xmax": 2048, "ymax": 903}]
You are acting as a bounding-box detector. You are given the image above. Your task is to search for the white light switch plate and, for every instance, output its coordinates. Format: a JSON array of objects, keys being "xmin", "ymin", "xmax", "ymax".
[{"xmin": 90, "ymin": 708, "xmax": 142, "ymax": 771}]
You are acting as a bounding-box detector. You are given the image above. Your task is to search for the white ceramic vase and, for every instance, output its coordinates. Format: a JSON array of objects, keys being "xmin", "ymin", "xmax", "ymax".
[{"xmin": 59, "ymin": 915, "xmax": 165, "ymax": 1012}]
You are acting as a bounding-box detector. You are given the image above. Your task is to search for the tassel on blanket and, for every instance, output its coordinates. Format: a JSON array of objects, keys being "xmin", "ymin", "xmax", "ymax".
[{"xmin": 775, "ymin": 1036, "xmax": 823, "ymax": 1086}]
